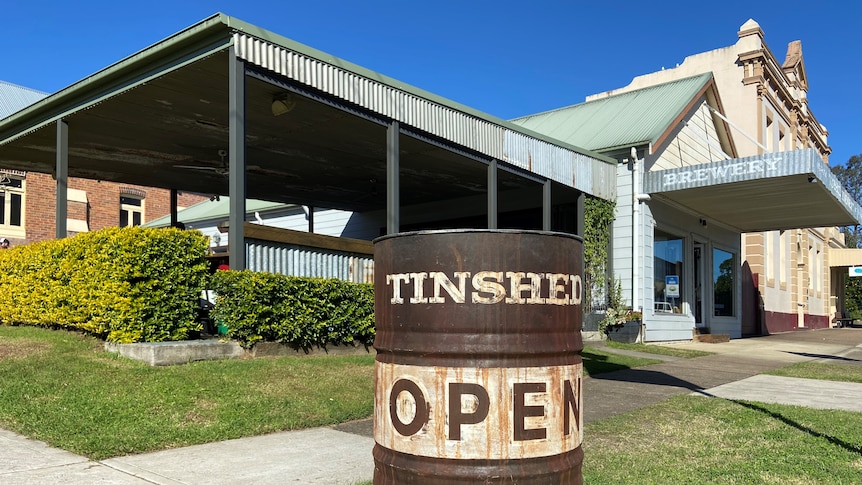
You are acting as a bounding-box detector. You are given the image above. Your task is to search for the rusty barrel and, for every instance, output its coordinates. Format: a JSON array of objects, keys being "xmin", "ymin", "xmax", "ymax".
[{"xmin": 373, "ymin": 229, "xmax": 584, "ymax": 484}]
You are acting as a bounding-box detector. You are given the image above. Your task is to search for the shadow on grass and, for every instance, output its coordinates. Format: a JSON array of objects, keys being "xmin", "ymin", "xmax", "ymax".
[
  {"xmin": 730, "ymin": 399, "xmax": 862, "ymax": 455},
  {"xmin": 784, "ymin": 351, "xmax": 862, "ymax": 363},
  {"xmin": 589, "ymin": 367, "xmax": 704, "ymax": 391},
  {"xmin": 582, "ymin": 348, "xmax": 700, "ymax": 389},
  {"xmin": 581, "ymin": 348, "xmax": 641, "ymax": 376}
]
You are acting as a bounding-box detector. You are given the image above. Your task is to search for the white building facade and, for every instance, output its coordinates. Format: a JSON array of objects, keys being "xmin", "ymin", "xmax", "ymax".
[{"xmin": 587, "ymin": 19, "xmax": 846, "ymax": 335}]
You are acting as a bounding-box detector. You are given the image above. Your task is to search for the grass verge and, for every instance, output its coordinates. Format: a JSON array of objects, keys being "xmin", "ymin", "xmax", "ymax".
[
  {"xmin": 0, "ymin": 325, "xmax": 374, "ymax": 460},
  {"xmin": 0, "ymin": 325, "xmax": 660, "ymax": 459},
  {"xmin": 584, "ymin": 394, "xmax": 862, "ymax": 483},
  {"xmin": 582, "ymin": 346, "xmax": 661, "ymax": 375},
  {"xmin": 767, "ymin": 361, "xmax": 862, "ymax": 383},
  {"xmin": 605, "ymin": 340, "xmax": 713, "ymax": 359}
]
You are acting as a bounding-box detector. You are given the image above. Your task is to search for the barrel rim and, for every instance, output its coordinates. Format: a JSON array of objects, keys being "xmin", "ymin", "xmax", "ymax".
[{"xmin": 373, "ymin": 228, "xmax": 584, "ymax": 244}]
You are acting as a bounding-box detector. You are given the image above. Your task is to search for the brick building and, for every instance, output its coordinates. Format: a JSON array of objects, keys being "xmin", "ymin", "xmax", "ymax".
[{"xmin": 0, "ymin": 80, "xmax": 207, "ymax": 245}]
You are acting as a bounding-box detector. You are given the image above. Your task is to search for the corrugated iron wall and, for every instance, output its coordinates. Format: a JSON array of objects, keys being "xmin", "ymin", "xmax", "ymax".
[
  {"xmin": 232, "ymin": 33, "xmax": 616, "ymax": 201},
  {"xmin": 245, "ymin": 239, "xmax": 374, "ymax": 283}
]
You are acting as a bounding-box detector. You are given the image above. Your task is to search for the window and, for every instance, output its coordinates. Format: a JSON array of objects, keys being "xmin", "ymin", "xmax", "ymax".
[
  {"xmin": 0, "ymin": 173, "xmax": 25, "ymax": 235},
  {"xmin": 809, "ymin": 241, "xmax": 822, "ymax": 295},
  {"xmin": 654, "ymin": 229, "xmax": 684, "ymax": 312},
  {"xmin": 766, "ymin": 230, "xmax": 784, "ymax": 286},
  {"xmin": 765, "ymin": 114, "xmax": 774, "ymax": 152},
  {"xmin": 713, "ymin": 248, "xmax": 735, "ymax": 317},
  {"xmin": 765, "ymin": 231, "xmax": 775, "ymax": 285},
  {"xmin": 779, "ymin": 230, "xmax": 787, "ymax": 286},
  {"xmin": 120, "ymin": 195, "xmax": 144, "ymax": 227}
]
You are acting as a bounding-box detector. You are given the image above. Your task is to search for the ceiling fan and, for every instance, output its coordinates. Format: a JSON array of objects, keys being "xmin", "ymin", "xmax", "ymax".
[{"xmin": 175, "ymin": 149, "xmax": 229, "ymax": 176}]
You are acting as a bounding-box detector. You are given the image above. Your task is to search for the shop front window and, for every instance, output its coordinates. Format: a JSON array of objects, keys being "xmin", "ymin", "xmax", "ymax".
[
  {"xmin": 654, "ymin": 229, "xmax": 684, "ymax": 313},
  {"xmin": 713, "ymin": 248, "xmax": 735, "ymax": 317}
]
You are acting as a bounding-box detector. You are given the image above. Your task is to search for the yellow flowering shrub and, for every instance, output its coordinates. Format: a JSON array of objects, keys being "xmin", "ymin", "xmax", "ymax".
[{"xmin": 0, "ymin": 227, "xmax": 210, "ymax": 342}]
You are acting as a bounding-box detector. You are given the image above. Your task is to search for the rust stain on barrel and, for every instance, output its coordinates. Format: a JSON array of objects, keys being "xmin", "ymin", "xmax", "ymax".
[{"xmin": 373, "ymin": 229, "xmax": 584, "ymax": 484}]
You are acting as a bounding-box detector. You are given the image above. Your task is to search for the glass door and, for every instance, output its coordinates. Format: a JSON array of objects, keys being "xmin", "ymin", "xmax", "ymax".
[{"xmin": 694, "ymin": 243, "xmax": 704, "ymax": 327}]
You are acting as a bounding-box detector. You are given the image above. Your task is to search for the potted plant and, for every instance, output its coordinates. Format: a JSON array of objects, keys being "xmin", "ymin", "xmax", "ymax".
[{"xmin": 599, "ymin": 279, "xmax": 642, "ymax": 343}]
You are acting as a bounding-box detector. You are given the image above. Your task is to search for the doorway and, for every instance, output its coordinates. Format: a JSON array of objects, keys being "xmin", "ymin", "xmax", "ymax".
[{"xmin": 694, "ymin": 243, "xmax": 705, "ymax": 327}]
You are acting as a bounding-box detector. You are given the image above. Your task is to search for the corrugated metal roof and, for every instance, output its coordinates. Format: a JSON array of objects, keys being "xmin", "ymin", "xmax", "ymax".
[
  {"xmin": 230, "ymin": 24, "xmax": 617, "ymax": 198},
  {"xmin": 0, "ymin": 13, "xmax": 617, "ymax": 201},
  {"xmin": 0, "ymin": 81, "xmax": 47, "ymax": 118},
  {"xmin": 144, "ymin": 197, "xmax": 293, "ymax": 227},
  {"xmin": 511, "ymin": 73, "xmax": 714, "ymax": 153}
]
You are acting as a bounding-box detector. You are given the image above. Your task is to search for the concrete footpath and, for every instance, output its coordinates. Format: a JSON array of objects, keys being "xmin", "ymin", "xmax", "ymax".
[{"xmin": 4, "ymin": 328, "xmax": 862, "ymax": 484}]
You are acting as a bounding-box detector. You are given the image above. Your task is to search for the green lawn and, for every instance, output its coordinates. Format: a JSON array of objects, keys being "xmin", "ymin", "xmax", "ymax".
[
  {"xmin": 582, "ymin": 345, "xmax": 662, "ymax": 374},
  {"xmin": 5, "ymin": 325, "xmax": 858, "ymax": 483},
  {"xmin": 768, "ymin": 361, "xmax": 862, "ymax": 383},
  {"xmin": 0, "ymin": 326, "xmax": 374, "ymax": 459},
  {"xmin": 0, "ymin": 325, "xmax": 659, "ymax": 459},
  {"xmin": 606, "ymin": 339, "xmax": 713, "ymax": 359},
  {"xmin": 584, "ymin": 361, "xmax": 862, "ymax": 483},
  {"xmin": 584, "ymin": 394, "xmax": 862, "ymax": 483}
]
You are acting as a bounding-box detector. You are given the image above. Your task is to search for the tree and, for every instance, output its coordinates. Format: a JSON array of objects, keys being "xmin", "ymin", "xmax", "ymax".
[
  {"xmin": 831, "ymin": 154, "xmax": 862, "ymax": 248},
  {"xmin": 832, "ymin": 154, "xmax": 862, "ymax": 317}
]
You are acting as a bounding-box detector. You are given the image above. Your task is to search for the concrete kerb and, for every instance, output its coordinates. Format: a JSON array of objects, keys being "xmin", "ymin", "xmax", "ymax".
[
  {"xmin": 104, "ymin": 339, "xmax": 374, "ymax": 366},
  {"xmin": 105, "ymin": 340, "xmax": 245, "ymax": 366}
]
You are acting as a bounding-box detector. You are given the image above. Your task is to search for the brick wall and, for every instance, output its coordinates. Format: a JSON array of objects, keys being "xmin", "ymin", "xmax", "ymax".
[{"xmin": 16, "ymin": 172, "xmax": 207, "ymax": 245}]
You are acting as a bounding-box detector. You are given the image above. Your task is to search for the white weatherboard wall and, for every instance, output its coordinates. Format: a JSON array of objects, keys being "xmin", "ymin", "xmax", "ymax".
[
  {"xmin": 612, "ymin": 163, "xmax": 634, "ymax": 308},
  {"xmin": 653, "ymin": 101, "xmax": 730, "ymax": 170},
  {"xmin": 645, "ymin": 201, "xmax": 742, "ymax": 340}
]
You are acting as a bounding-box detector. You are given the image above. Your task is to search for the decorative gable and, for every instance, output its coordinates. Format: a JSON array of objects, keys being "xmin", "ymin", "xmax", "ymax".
[{"xmin": 782, "ymin": 40, "xmax": 808, "ymax": 91}]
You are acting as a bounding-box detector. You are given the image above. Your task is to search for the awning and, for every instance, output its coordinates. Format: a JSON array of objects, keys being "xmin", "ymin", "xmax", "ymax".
[
  {"xmin": 829, "ymin": 248, "xmax": 862, "ymax": 268},
  {"xmin": 642, "ymin": 149, "xmax": 862, "ymax": 232}
]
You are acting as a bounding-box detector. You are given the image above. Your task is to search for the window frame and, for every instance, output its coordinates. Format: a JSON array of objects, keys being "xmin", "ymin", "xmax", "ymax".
[
  {"xmin": 0, "ymin": 172, "xmax": 26, "ymax": 238},
  {"xmin": 119, "ymin": 194, "xmax": 145, "ymax": 227},
  {"xmin": 712, "ymin": 246, "xmax": 736, "ymax": 318}
]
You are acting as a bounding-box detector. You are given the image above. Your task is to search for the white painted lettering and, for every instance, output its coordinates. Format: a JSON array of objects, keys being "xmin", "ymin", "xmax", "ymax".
[
  {"xmin": 386, "ymin": 271, "xmax": 583, "ymax": 306},
  {"xmin": 472, "ymin": 271, "xmax": 506, "ymax": 304},
  {"xmin": 409, "ymin": 272, "xmax": 428, "ymax": 303},
  {"xmin": 546, "ymin": 274, "xmax": 570, "ymax": 305},
  {"xmin": 505, "ymin": 272, "xmax": 544, "ymax": 304},
  {"xmin": 570, "ymin": 274, "xmax": 583, "ymax": 305},
  {"xmin": 710, "ymin": 166, "xmax": 729, "ymax": 179},
  {"xmin": 387, "ymin": 273, "xmax": 410, "ymax": 304},
  {"xmin": 429, "ymin": 271, "xmax": 469, "ymax": 304},
  {"xmin": 505, "ymin": 272, "xmax": 529, "ymax": 304}
]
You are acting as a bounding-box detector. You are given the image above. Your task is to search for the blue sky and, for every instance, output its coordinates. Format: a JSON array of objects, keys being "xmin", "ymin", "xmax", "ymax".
[{"xmin": 3, "ymin": 1, "xmax": 859, "ymax": 165}]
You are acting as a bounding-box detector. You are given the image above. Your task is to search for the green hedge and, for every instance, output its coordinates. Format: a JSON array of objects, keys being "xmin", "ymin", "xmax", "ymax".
[
  {"xmin": 209, "ymin": 270, "xmax": 375, "ymax": 349},
  {"xmin": 0, "ymin": 227, "xmax": 210, "ymax": 342}
]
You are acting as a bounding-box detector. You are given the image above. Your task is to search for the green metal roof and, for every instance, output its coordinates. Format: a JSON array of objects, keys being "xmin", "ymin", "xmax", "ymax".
[
  {"xmin": 0, "ymin": 12, "xmax": 614, "ymax": 166},
  {"xmin": 0, "ymin": 81, "xmax": 47, "ymax": 119},
  {"xmin": 0, "ymin": 12, "xmax": 617, "ymax": 205},
  {"xmin": 511, "ymin": 73, "xmax": 714, "ymax": 153},
  {"xmin": 144, "ymin": 197, "xmax": 293, "ymax": 228}
]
